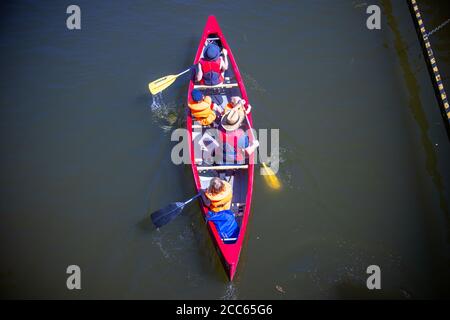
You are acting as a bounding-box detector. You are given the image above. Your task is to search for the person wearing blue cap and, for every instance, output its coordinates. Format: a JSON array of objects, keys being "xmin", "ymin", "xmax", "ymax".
[
  {"xmin": 188, "ymin": 89, "xmax": 223, "ymax": 126},
  {"xmin": 196, "ymin": 43, "xmax": 228, "ymax": 85}
]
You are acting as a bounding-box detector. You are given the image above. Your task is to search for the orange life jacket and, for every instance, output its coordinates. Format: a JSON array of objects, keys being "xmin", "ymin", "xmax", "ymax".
[
  {"xmin": 205, "ymin": 181, "xmax": 232, "ymax": 212},
  {"xmin": 188, "ymin": 96, "xmax": 216, "ymax": 126}
]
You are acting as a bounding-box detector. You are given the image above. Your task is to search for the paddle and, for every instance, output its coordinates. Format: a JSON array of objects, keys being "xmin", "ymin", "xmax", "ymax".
[
  {"xmin": 261, "ymin": 162, "xmax": 281, "ymax": 190},
  {"xmin": 150, "ymin": 193, "xmax": 201, "ymax": 228},
  {"xmin": 242, "ymin": 106, "xmax": 281, "ymax": 190},
  {"xmin": 148, "ymin": 67, "xmax": 192, "ymax": 95}
]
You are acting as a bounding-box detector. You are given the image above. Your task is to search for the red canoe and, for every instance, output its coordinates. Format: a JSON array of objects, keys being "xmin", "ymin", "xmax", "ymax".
[{"xmin": 187, "ymin": 15, "xmax": 255, "ymax": 280}]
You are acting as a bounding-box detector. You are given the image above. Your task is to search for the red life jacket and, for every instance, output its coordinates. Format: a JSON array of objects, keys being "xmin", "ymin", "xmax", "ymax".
[{"xmin": 199, "ymin": 58, "xmax": 224, "ymax": 85}]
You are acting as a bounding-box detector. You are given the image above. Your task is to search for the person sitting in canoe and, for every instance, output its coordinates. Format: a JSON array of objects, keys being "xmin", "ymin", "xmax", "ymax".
[
  {"xmin": 188, "ymin": 89, "xmax": 223, "ymax": 126},
  {"xmin": 220, "ymin": 97, "xmax": 258, "ymax": 162},
  {"xmin": 196, "ymin": 43, "xmax": 228, "ymax": 85},
  {"xmin": 201, "ymin": 177, "xmax": 239, "ymax": 239},
  {"xmin": 222, "ymin": 96, "xmax": 252, "ymax": 116},
  {"xmin": 201, "ymin": 177, "xmax": 232, "ymax": 212}
]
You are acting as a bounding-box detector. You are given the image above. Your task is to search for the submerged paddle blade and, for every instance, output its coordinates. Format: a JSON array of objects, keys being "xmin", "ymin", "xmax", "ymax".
[
  {"xmin": 151, "ymin": 202, "xmax": 185, "ymax": 228},
  {"xmin": 261, "ymin": 162, "xmax": 281, "ymax": 190},
  {"xmin": 148, "ymin": 74, "xmax": 178, "ymax": 95}
]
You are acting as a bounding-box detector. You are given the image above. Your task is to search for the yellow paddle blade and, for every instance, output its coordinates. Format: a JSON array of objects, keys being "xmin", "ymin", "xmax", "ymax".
[
  {"xmin": 148, "ymin": 74, "xmax": 178, "ymax": 95},
  {"xmin": 261, "ymin": 162, "xmax": 281, "ymax": 190}
]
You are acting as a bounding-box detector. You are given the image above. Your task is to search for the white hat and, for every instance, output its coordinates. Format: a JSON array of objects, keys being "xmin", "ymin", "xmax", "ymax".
[{"xmin": 221, "ymin": 106, "xmax": 245, "ymax": 131}]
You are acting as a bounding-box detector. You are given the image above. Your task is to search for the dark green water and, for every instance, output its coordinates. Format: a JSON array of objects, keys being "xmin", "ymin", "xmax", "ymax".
[{"xmin": 0, "ymin": 0, "xmax": 449, "ymax": 299}]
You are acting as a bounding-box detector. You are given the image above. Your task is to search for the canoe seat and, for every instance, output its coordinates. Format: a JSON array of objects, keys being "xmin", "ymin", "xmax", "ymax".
[
  {"xmin": 197, "ymin": 164, "xmax": 248, "ymax": 171},
  {"xmin": 223, "ymin": 237, "xmax": 238, "ymax": 243},
  {"xmin": 192, "ymin": 123, "xmax": 217, "ymax": 130},
  {"xmin": 221, "ymin": 227, "xmax": 240, "ymax": 244},
  {"xmin": 194, "ymin": 83, "xmax": 238, "ymax": 90}
]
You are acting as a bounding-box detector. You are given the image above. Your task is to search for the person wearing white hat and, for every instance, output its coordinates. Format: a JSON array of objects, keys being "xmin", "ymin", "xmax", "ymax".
[
  {"xmin": 221, "ymin": 96, "xmax": 252, "ymax": 131},
  {"xmin": 220, "ymin": 97, "xmax": 258, "ymax": 160},
  {"xmin": 222, "ymin": 96, "xmax": 251, "ymax": 115}
]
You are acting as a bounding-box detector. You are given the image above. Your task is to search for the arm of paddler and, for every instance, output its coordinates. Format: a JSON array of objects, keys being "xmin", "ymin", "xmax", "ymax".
[
  {"xmin": 221, "ymin": 48, "xmax": 229, "ymax": 71},
  {"xmin": 196, "ymin": 63, "xmax": 203, "ymax": 82},
  {"xmin": 203, "ymin": 96, "xmax": 223, "ymax": 113},
  {"xmin": 204, "ymin": 96, "xmax": 212, "ymax": 104},
  {"xmin": 245, "ymin": 103, "xmax": 252, "ymax": 114},
  {"xmin": 243, "ymin": 139, "xmax": 259, "ymax": 156},
  {"xmin": 200, "ymin": 189, "xmax": 211, "ymax": 207}
]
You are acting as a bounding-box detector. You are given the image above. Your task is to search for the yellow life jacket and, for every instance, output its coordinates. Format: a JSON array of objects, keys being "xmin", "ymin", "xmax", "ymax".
[
  {"xmin": 205, "ymin": 181, "xmax": 233, "ymax": 212},
  {"xmin": 188, "ymin": 96, "xmax": 216, "ymax": 126}
]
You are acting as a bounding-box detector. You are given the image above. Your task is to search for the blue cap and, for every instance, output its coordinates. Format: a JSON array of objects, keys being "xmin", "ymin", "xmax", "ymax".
[
  {"xmin": 204, "ymin": 43, "xmax": 220, "ymax": 61},
  {"xmin": 191, "ymin": 89, "xmax": 203, "ymax": 102}
]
